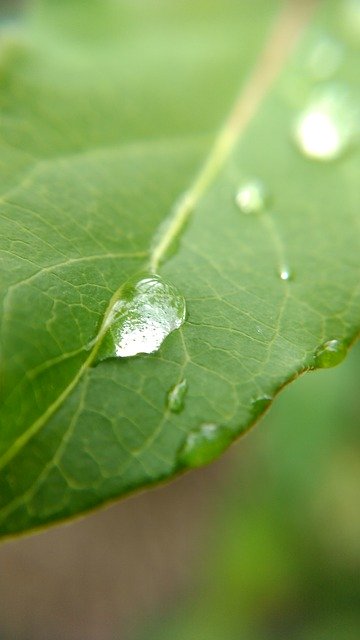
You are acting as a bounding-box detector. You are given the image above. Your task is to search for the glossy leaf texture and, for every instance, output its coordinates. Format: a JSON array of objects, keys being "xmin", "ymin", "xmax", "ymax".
[{"xmin": 0, "ymin": 0, "xmax": 359, "ymax": 538}]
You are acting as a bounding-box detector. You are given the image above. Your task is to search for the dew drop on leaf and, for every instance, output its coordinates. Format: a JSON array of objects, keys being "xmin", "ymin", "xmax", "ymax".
[
  {"xmin": 235, "ymin": 179, "xmax": 270, "ymax": 215},
  {"xmin": 313, "ymin": 339, "xmax": 348, "ymax": 368},
  {"xmin": 96, "ymin": 274, "xmax": 186, "ymax": 361},
  {"xmin": 279, "ymin": 266, "xmax": 293, "ymax": 281},
  {"xmin": 250, "ymin": 395, "xmax": 273, "ymax": 421},
  {"xmin": 293, "ymin": 84, "xmax": 359, "ymax": 161},
  {"xmin": 167, "ymin": 378, "xmax": 188, "ymax": 413},
  {"xmin": 177, "ymin": 423, "xmax": 233, "ymax": 468}
]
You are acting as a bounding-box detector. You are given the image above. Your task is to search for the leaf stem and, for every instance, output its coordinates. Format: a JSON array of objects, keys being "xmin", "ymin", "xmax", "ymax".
[{"xmin": 149, "ymin": 0, "xmax": 319, "ymax": 273}]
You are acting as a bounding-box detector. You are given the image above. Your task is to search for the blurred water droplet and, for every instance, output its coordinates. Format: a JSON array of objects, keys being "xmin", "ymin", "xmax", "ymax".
[
  {"xmin": 314, "ymin": 339, "xmax": 348, "ymax": 368},
  {"xmin": 167, "ymin": 378, "xmax": 188, "ymax": 413},
  {"xmin": 307, "ymin": 34, "xmax": 344, "ymax": 80},
  {"xmin": 294, "ymin": 84, "xmax": 359, "ymax": 161},
  {"xmin": 96, "ymin": 274, "xmax": 186, "ymax": 361},
  {"xmin": 177, "ymin": 423, "xmax": 233, "ymax": 468},
  {"xmin": 235, "ymin": 179, "xmax": 270, "ymax": 215},
  {"xmin": 279, "ymin": 266, "xmax": 293, "ymax": 281}
]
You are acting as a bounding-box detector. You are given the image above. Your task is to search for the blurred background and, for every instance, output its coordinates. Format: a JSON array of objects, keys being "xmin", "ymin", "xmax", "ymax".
[{"xmin": 0, "ymin": 342, "xmax": 359, "ymax": 639}]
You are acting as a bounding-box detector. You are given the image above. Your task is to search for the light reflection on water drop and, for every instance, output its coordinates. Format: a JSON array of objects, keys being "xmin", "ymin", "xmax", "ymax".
[
  {"xmin": 235, "ymin": 179, "xmax": 270, "ymax": 215},
  {"xmin": 167, "ymin": 378, "xmax": 188, "ymax": 413},
  {"xmin": 293, "ymin": 84, "xmax": 359, "ymax": 161},
  {"xmin": 96, "ymin": 274, "xmax": 186, "ymax": 361},
  {"xmin": 177, "ymin": 423, "xmax": 233, "ymax": 468},
  {"xmin": 313, "ymin": 339, "xmax": 348, "ymax": 368},
  {"xmin": 279, "ymin": 267, "xmax": 293, "ymax": 282},
  {"xmin": 250, "ymin": 395, "xmax": 273, "ymax": 421}
]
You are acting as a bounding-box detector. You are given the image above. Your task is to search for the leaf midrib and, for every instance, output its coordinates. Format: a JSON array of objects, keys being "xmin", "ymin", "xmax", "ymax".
[{"xmin": 0, "ymin": 0, "xmax": 318, "ymax": 473}]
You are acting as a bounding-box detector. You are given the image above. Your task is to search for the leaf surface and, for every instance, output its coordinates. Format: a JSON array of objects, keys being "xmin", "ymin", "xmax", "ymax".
[{"xmin": 0, "ymin": 0, "xmax": 359, "ymax": 538}]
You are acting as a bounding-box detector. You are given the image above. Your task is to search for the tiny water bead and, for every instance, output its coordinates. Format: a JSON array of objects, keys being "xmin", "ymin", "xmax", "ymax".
[
  {"xmin": 177, "ymin": 423, "xmax": 233, "ymax": 469},
  {"xmin": 235, "ymin": 179, "xmax": 270, "ymax": 215},
  {"xmin": 96, "ymin": 274, "xmax": 186, "ymax": 361},
  {"xmin": 167, "ymin": 378, "xmax": 188, "ymax": 413},
  {"xmin": 250, "ymin": 395, "xmax": 273, "ymax": 421},
  {"xmin": 293, "ymin": 84, "xmax": 359, "ymax": 161},
  {"xmin": 313, "ymin": 339, "xmax": 348, "ymax": 368},
  {"xmin": 279, "ymin": 266, "xmax": 293, "ymax": 281}
]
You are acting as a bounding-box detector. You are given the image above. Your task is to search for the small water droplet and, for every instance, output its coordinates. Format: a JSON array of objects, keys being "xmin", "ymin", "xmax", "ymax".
[
  {"xmin": 293, "ymin": 84, "xmax": 359, "ymax": 161},
  {"xmin": 177, "ymin": 423, "xmax": 233, "ymax": 469},
  {"xmin": 250, "ymin": 395, "xmax": 273, "ymax": 421},
  {"xmin": 313, "ymin": 339, "xmax": 348, "ymax": 368},
  {"xmin": 235, "ymin": 179, "xmax": 270, "ymax": 215},
  {"xmin": 96, "ymin": 274, "xmax": 186, "ymax": 361},
  {"xmin": 167, "ymin": 378, "xmax": 188, "ymax": 413},
  {"xmin": 306, "ymin": 34, "xmax": 344, "ymax": 80},
  {"xmin": 279, "ymin": 266, "xmax": 293, "ymax": 281}
]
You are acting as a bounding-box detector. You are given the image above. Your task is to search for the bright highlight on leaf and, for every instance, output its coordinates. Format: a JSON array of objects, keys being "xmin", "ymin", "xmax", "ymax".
[{"xmin": 235, "ymin": 179, "xmax": 270, "ymax": 215}]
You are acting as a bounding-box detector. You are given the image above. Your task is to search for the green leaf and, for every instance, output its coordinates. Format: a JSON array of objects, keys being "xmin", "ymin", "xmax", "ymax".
[{"xmin": 0, "ymin": 0, "xmax": 359, "ymax": 539}]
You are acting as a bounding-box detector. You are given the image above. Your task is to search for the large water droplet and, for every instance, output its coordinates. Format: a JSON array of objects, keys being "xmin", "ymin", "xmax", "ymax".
[
  {"xmin": 294, "ymin": 84, "xmax": 359, "ymax": 161},
  {"xmin": 306, "ymin": 34, "xmax": 344, "ymax": 80},
  {"xmin": 235, "ymin": 179, "xmax": 270, "ymax": 215},
  {"xmin": 313, "ymin": 339, "xmax": 347, "ymax": 368},
  {"xmin": 96, "ymin": 274, "xmax": 186, "ymax": 360},
  {"xmin": 167, "ymin": 378, "xmax": 188, "ymax": 413},
  {"xmin": 177, "ymin": 423, "xmax": 233, "ymax": 469}
]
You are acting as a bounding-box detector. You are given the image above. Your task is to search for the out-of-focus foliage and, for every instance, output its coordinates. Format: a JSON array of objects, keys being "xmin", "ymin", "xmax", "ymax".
[{"xmin": 133, "ymin": 342, "xmax": 360, "ymax": 640}]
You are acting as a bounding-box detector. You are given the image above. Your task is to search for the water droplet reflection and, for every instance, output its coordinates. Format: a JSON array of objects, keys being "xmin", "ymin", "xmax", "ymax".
[
  {"xmin": 251, "ymin": 395, "xmax": 273, "ymax": 421},
  {"xmin": 177, "ymin": 423, "xmax": 233, "ymax": 468},
  {"xmin": 96, "ymin": 274, "xmax": 186, "ymax": 361},
  {"xmin": 294, "ymin": 84, "xmax": 359, "ymax": 161},
  {"xmin": 235, "ymin": 179, "xmax": 270, "ymax": 215},
  {"xmin": 313, "ymin": 339, "xmax": 347, "ymax": 368},
  {"xmin": 167, "ymin": 378, "xmax": 188, "ymax": 413},
  {"xmin": 279, "ymin": 267, "xmax": 293, "ymax": 281}
]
